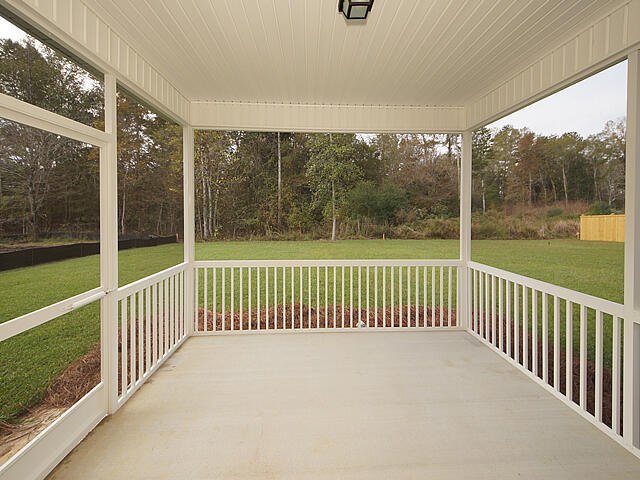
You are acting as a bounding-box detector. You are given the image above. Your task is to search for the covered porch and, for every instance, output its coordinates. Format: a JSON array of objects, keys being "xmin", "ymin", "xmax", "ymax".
[
  {"xmin": 49, "ymin": 332, "xmax": 640, "ymax": 479},
  {"xmin": 0, "ymin": 1, "xmax": 639, "ymax": 479}
]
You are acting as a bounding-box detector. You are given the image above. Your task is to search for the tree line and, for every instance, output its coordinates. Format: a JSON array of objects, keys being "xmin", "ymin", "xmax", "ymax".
[
  {"xmin": 472, "ymin": 122, "xmax": 625, "ymax": 215},
  {"xmin": 0, "ymin": 37, "xmax": 626, "ymax": 243},
  {"xmin": 0, "ymin": 38, "xmax": 182, "ymax": 241},
  {"xmin": 193, "ymin": 122, "xmax": 625, "ymax": 240}
]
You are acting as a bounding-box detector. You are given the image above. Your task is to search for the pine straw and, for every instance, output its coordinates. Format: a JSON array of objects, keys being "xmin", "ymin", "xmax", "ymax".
[
  {"xmin": 0, "ymin": 344, "xmax": 101, "ymax": 464},
  {"xmin": 197, "ymin": 304, "xmax": 458, "ymax": 331},
  {"xmin": 43, "ymin": 344, "xmax": 101, "ymax": 408}
]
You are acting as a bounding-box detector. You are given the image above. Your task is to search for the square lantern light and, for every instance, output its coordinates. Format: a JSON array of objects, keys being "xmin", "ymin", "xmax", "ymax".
[{"xmin": 338, "ymin": 0, "xmax": 374, "ymax": 20}]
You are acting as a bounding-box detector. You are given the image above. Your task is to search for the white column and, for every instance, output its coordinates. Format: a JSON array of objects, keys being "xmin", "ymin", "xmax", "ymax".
[
  {"xmin": 624, "ymin": 49, "xmax": 640, "ymax": 448},
  {"xmin": 460, "ymin": 130, "xmax": 472, "ymax": 330},
  {"xmin": 100, "ymin": 73, "xmax": 119, "ymax": 413},
  {"xmin": 183, "ymin": 126, "xmax": 195, "ymax": 335}
]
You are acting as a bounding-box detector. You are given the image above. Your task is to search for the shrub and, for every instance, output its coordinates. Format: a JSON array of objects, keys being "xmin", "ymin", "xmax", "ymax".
[
  {"xmin": 429, "ymin": 203, "xmax": 450, "ymax": 219},
  {"xmin": 587, "ymin": 201, "xmax": 613, "ymax": 215},
  {"xmin": 546, "ymin": 207, "xmax": 563, "ymax": 217},
  {"xmin": 472, "ymin": 217, "xmax": 506, "ymax": 239},
  {"xmin": 551, "ymin": 219, "xmax": 579, "ymax": 236},
  {"xmin": 393, "ymin": 224, "xmax": 420, "ymax": 239},
  {"xmin": 422, "ymin": 218, "xmax": 458, "ymax": 239},
  {"xmin": 346, "ymin": 181, "xmax": 408, "ymax": 224}
]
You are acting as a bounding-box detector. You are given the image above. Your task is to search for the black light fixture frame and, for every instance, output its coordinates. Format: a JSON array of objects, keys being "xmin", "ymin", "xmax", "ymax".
[{"xmin": 338, "ymin": 0, "xmax": 374, "ymax": 20}]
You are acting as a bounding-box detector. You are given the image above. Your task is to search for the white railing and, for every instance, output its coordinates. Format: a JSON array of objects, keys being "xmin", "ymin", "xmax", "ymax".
[
  {"xmin": 116, "ymin": 263, "xmax": 188, "ymax": 406},
  {"xmin": 468, "ymin": 261, "xmax": 625, "ymax": 441},
  {"xmin": 194, "ymin": 260, "xmax": 462, "ymax": 333}
]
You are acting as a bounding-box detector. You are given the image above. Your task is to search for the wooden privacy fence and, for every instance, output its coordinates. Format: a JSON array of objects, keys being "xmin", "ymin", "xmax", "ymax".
[{"xmin": 580, "ymin": 214, "xmax": 625, "ymax": 242}]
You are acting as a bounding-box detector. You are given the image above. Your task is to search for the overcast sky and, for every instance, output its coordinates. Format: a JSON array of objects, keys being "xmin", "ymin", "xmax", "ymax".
[
  {"xmin": 489, "ymin": 61, "xmax": 627, "ymax": 137},
  {"xmin": 0, "ymin": 16, "xmax": 628, "ymax": 137},
  {"xmin": 1, "ymin": 16, "xmax": 25, "ymax": 43}
]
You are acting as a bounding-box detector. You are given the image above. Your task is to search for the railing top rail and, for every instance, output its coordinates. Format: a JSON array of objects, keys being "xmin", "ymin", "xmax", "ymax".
[
  {"xmin": 0, "ymin": 286, "xmax": 105, "ymax": 343},
  {"xmin": 468, "ymin": 261, "xmax": 624, "ymax": 317},
  {"xmin": 194, "ymin": 259, "xmax": 462, "ymax": 268},
  {"xmin": 116, "ymin": 262, "xmax": 187, "ymax": 299}
]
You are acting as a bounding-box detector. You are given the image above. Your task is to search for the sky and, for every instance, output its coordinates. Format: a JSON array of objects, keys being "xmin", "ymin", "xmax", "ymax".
[
  {"xmin": 0, "ymin": 16, "xmax": 26, "ymax": 43},
  {"xmin": 488, "ymin": 60, "xmax": 627, "ymax": 137},
  {"xmin": 0, "ymin": 16, "xmax": 628, "ymax": 138}
]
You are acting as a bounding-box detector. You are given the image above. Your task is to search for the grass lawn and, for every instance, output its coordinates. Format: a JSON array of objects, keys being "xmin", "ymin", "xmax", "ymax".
[
  {"xmin": 195, "ymin": 239, "xmax": 624, "ymax": 303},
  {"xmin": 0, "ymin": 238, "xmax": 623, "ymax": 423},
  {"xmin": 0, "ymin": 244, "xmax": 183, "ymax": 423}
]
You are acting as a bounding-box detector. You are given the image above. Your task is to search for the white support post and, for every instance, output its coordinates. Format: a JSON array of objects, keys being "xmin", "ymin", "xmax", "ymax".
[
  {"xmin": 100, "ymin": 73, "xmax": 119, "ymax": 414},
  {"xmin": 183, "ymin": 126, "xmax": 195, "ymax": 335},
  {"xmin": 460, "ymin": 130, "xmax": 472, "ymax": 330},
  {"xmin": 624, "ymin": 49, "xmax": 640, "ymax": 449}
]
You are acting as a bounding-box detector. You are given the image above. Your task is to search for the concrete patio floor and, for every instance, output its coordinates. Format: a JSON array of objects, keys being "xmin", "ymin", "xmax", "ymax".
[{"xmin": 48, "ymin": 331, "xmax": 640, "ymax": 479}]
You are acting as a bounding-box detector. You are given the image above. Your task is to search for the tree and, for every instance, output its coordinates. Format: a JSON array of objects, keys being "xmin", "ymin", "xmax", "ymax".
[
  {"xmin": 472, "ymin": 127, "xmax": 493, "ymax": 214},
  {"xmin": 346, "ymin": 181, "xmax": 407, "ymax": 224},
  {"xmin": 543, "ymin": 133, "xmax": 584, "ymax": 206},
  {"xmin": 586, "ymin": 120, "xmax": 626, "ymax": 207},
  {"xmin": 277, "ymin": 131, "xmax": 282, "ymax": 227},
  {"xmin": 306, "ymin": 134, "xmax": 363, "ymax": 240},
  {"xmin": 0, "ymin": 38, "xmax": 101, "ymax": 240}
]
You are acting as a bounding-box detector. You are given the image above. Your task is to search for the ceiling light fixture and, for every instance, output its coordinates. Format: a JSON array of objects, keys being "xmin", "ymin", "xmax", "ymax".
[{"xmin": 338, "ymin": 0, "xmax": 374, "ymax": 20}]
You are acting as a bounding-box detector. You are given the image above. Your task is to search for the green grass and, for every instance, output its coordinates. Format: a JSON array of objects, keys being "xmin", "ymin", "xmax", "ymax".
[
  {"xmin": 195, "ymin": 239, "xmax": 459, "ymax": 261},
  {"xmin": 0, "ymin": 239, "xmax": 623, "ymax": 423},
  {"xmin": 470, "ymin": 239, "xmax": 624, "ymax": 304},
  {"xmin": 0, "ymin": 244, "xmax": 183, "ymax": 423}
]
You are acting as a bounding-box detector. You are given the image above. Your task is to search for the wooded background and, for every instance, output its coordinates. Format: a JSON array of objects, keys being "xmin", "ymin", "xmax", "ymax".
[{"xmin": 0, "ymin": 37, "xmax": 627, "ymax": 243}]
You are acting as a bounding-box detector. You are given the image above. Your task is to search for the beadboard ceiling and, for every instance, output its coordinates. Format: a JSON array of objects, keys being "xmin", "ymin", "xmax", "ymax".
[{"xmin": 80, "ymin": 0, "xmax": 621, "ymax": 107}]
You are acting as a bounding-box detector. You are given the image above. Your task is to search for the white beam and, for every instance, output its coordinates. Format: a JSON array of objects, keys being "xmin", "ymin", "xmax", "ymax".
[
  {"xmin": 624, "ymin": 49, "xmax": 640, "ymax": 448},
  {"xmin": 100, "ymin": 73, "xmax": 119, "ymax": 414},
  {"xmin": 0, "ymin": 92, "xmax": 109, "ymax": 147},
  {"xmin": 191, "ymin": 101, "xmax": 465, "ymax": 134},
  {"xmin": 460, "ymin": 130, "xmax": 472, "ymax": 330},
  {"xmin": 183, "ymin": 126, "xmax": 195, "ymax": 335},
  {"xmin": 1, "ymin": 0, "xmax": 190, "ymax": 125}
]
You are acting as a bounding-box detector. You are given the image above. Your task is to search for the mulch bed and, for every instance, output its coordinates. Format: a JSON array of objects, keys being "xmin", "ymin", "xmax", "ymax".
[
  {"xmin": 44, "ymin": 344, "xmax": 102, "ymax": 408},
  {"xmin": 0, "ymin": 344, "xmax": 101, "ymax": 462},
  {"xmin": 196, "ymin": 304, "xmax": 458, "ymax": 331}
]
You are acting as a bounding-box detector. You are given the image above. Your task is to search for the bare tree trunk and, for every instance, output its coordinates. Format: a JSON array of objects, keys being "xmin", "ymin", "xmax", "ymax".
[
  {"xmin": 549, "ymin": 177, "xmax": 557, "ymax": 203},
  {"xmin": 207, "ymin": 178, "xmax": 213, "ymax": 237},
  {"xmin": 120, "ymin": 188, "xmax": 126, "ymax": 235},
  {"xmin": 201, "ymin": 164, "xmax": 208, "ymax": 239},
  {"xmin": 562, "ymin": 164, "xmax": 569, "ymax": 206},
  {"xmin": 528, "ymin": 171, "xmax": 533, "ymax": 206},
  {"xmin": 213, "ymin": 188, "xmax": 219, "ymax": 236},
  {"xmin": 481, "ymin": 178, "xmax": 486, "ymax": 215},
  {"xmin": 457, "ymin": 154, "xmax": 461, "ymax": 192},
  {"xmin": 331, "ymin": 180, "xmax": 336, "ymax": 242},
  {"xmin": 156, "ymin": 203, "xmax": 163, "ymax": 235},
  {"xmin": 277, "ymin": 132, "xmax": 282, "ymax": 227},
  {"xmin": 27, "ymin": 190, "xmax": 38, "ymax": 241}
]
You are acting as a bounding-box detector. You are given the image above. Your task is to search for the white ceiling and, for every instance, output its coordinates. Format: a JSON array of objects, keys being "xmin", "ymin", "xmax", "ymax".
[{"xmin": 83, "ymin": 0, "xmax": 618, "ymax": 107}]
